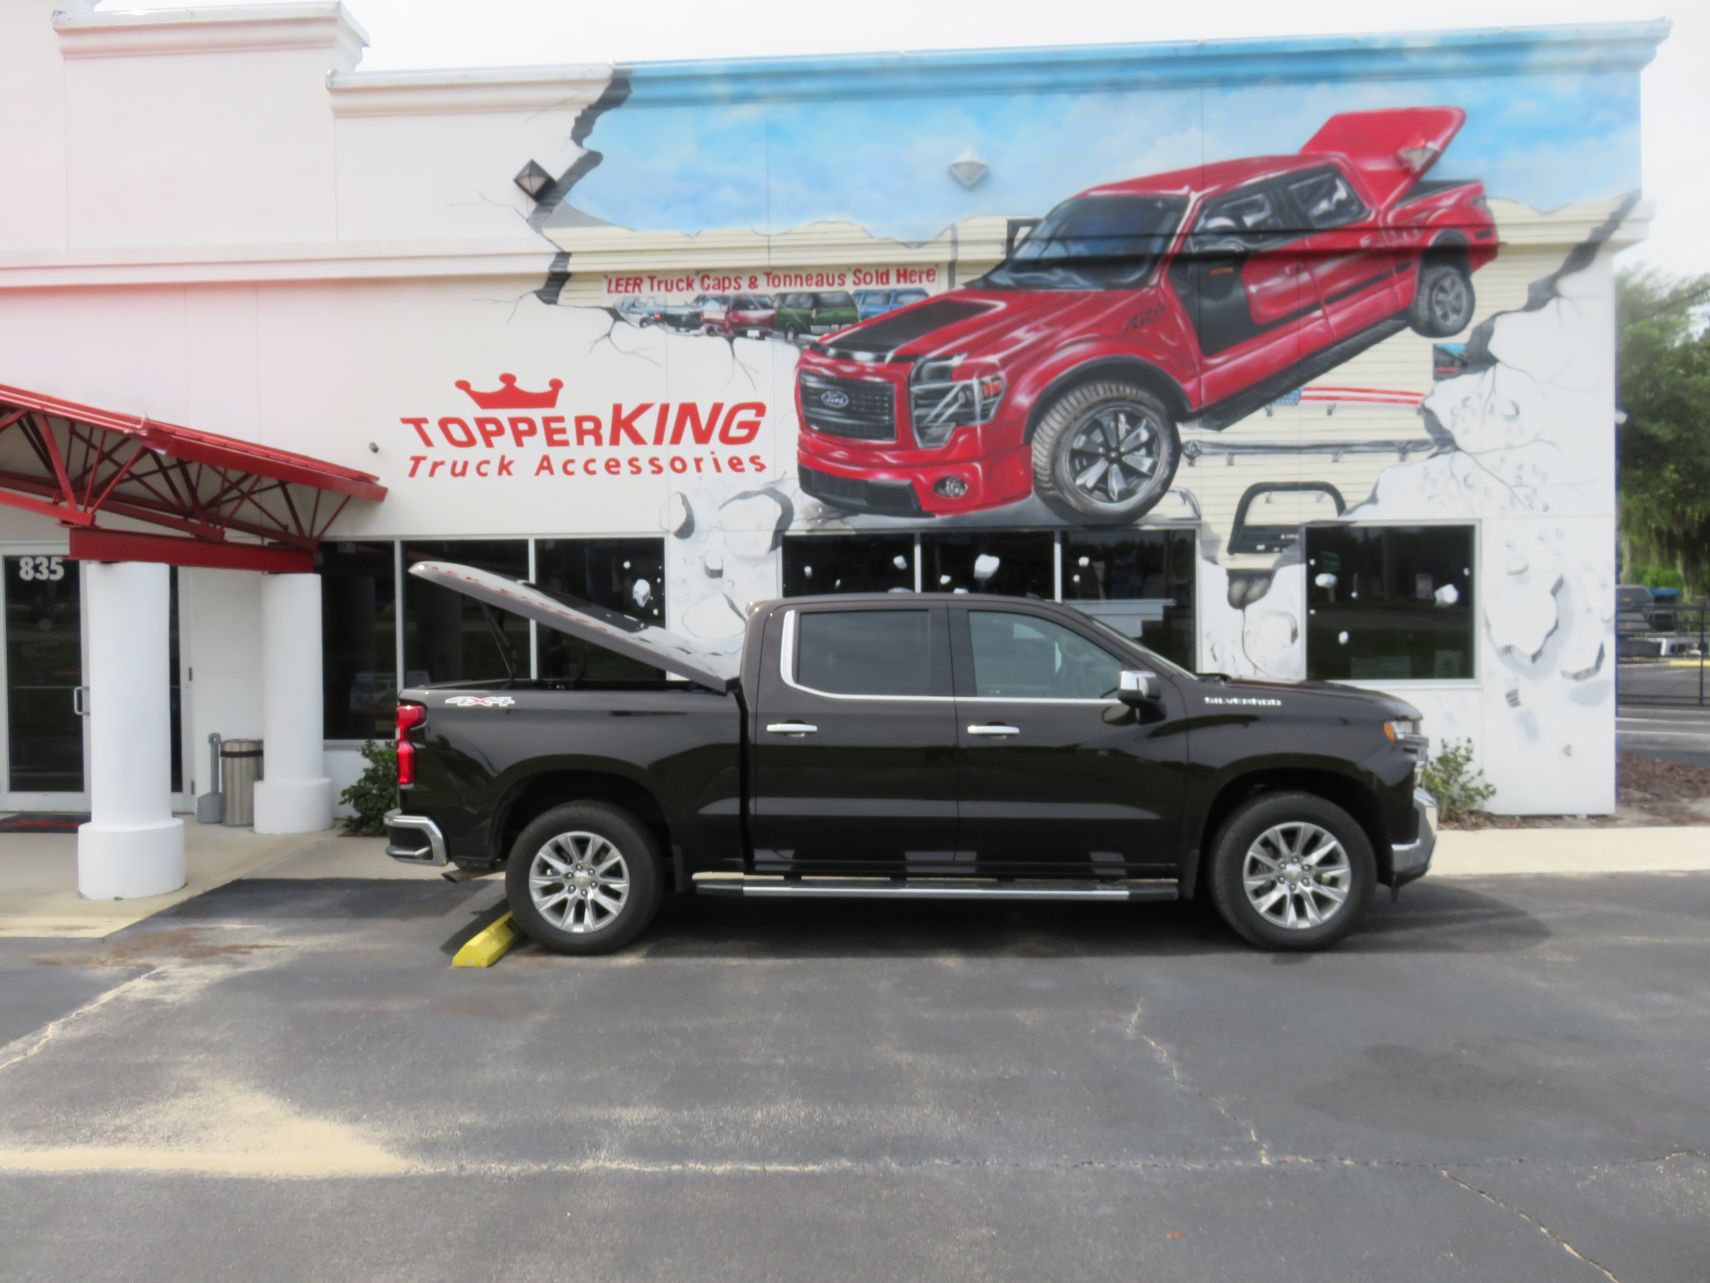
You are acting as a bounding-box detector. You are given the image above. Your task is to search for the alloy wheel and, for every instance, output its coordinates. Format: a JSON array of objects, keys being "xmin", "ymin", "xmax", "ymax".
[
  {"xmin": 1430, "ymin": 273, "xmax": 1469, "ymax": 331},
  {"xmin": 1241, "ymin": 821, "xmax": 1352, "ymax": 930},
  {"xmin": 1065, "ymin": 405, "xmax": 1161, "ymax": 507},
  {"xmin": 528, "ymin": 831, "xmax": 630, "ymax": 934}
]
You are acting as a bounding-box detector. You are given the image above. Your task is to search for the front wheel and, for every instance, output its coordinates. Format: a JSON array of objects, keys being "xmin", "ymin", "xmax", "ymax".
[
  {"xmin": 1408, "ymin": 261, "xmax": 1475, "ymax": 337},
  {"xmin": 1031, "ymin": 379, "xmax": 1181, "ymax": 525},
  {"xmin": 505, "ymin": 802, "xmax": 664, "ymax": 955},
  {"xmin": 1206, "ymin": 791, "xmax": 1376, "ymax": 951}
]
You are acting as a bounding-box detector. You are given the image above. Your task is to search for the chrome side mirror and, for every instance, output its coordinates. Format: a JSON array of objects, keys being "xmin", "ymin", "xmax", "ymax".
[{"xmin": 1117, "ymin": 669, "xmax": 1157, "ymax": 706}]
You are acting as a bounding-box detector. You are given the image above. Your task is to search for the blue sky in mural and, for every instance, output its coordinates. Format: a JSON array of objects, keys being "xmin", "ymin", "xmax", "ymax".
[{"xmin": 555, "ymin": 47, "xmax": 1640, "ymax": 240}]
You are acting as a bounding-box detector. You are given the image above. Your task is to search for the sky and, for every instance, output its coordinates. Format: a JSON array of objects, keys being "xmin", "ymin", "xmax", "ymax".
[{"xmin": 106, "ymin": 0, "xmax": 1706, "ymax": 278}]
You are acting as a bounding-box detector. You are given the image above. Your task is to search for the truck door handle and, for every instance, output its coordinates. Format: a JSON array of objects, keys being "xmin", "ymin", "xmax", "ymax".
[
  {"xmin": 766, "ymin": 721, "xmax": 818, "ymax": 736},
  {"xmin": 72, "ymin": 686, "xmax": 88, "ymax": 717},
  {"xmin": 967, "ymin": 723, "xmax": 1019, "ymax": 737}
]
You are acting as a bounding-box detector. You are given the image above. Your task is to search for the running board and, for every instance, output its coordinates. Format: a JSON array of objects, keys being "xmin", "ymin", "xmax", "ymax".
[{"xmin": 693, "ymin": 876, "xmax": 1178, "ymax": 902}]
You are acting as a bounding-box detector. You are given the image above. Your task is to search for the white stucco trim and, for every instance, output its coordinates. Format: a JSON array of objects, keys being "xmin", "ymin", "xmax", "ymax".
[
  {"xmin": 326, "ymin": 65, "xmax": 611, "ymax": 116},
  {"xmin": 54, "ymin": 1, "xmax": 367, "ymax": 67}
]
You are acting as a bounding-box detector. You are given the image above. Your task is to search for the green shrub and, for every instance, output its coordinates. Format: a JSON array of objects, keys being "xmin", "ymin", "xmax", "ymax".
[
  {"xmin": 338, "ymin": 740, "xmax": 397, "ymax": 836},
  {"xmin": 1421, "ymin": 737, "xmax": 1495, "ymax": 823}
]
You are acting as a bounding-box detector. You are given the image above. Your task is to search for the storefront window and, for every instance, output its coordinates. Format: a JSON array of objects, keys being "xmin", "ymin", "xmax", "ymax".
[
  {"xmin": 782, "ymin": 534, "xmax": 915, "ymax": 595},
  {"xmin": 1305, "ymin": 525, "xmax": 1475, "ymax": 681},
  {"xmin": 534, "ymin": 538, "xmax": 666, "ymax": 680},
  {"xmin": 920, "ymin": 531, "xmax": 1053, "ymax": 598},
  {"xmin": 402, "ymin": 540, "xmax": 528, "ymax": 687},
  {"xmin": 319, "ymin": 542, "xmax": 399, "ymax": 740},
  {"xmin": 1061, "ymin": 529, "xmax": 1197, "ymax": 670}
]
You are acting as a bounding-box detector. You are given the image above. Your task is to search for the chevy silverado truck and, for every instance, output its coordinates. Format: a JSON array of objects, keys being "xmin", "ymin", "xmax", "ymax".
[{"xmin": 387, "ymin": 560, "xmax": 1436, "ymax": 954}]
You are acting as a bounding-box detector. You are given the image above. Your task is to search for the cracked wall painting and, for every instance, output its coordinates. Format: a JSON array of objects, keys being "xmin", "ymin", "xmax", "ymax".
[{"xmin": 360, "ymin": 37, "xmax": 1641, "ymax": 810}]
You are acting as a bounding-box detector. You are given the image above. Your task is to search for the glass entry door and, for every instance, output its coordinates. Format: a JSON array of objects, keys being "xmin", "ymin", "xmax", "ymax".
[{"xmin": 3, "ymin": 553, "xmax": 88, "ymax": 804}]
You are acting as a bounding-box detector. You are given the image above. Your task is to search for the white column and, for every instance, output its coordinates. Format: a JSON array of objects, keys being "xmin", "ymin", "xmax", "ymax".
[
  {"xmin": 77, "ymin": 561, "xmax": 185, "ymax": 899},
  {"xmin": 252, "ymin": 572, "xmax": 333, "ymax": 834}
]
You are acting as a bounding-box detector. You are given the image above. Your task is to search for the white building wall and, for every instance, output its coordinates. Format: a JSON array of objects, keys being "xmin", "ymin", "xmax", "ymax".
[{"xmin": 0, "ymin": 2, "xmax": 1657, "ymax": 817}]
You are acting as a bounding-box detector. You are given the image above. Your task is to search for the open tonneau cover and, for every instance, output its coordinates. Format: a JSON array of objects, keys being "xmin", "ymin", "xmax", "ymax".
[
  {"xmin": 409, "ymin": 560, "xmax": 740, "ymax": 693},
  {"xmin": 1299, "ymin": 107, "xmax": 1466, "ymax": 207}
]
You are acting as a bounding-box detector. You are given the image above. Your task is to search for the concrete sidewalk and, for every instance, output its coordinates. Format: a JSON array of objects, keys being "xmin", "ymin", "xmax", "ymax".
[
  {"xmin": 1431, "ymin": 825, "xmax": 1710, "ymax": 877},
  {"xmin": 0, "ymin": 825, "xmax": 434, "ymax": 939}
]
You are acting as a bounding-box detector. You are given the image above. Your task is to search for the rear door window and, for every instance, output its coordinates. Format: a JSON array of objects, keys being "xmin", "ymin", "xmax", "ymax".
[{"xmin": 792, "ymin": 609, "xmax": 944, "ymax": 697}]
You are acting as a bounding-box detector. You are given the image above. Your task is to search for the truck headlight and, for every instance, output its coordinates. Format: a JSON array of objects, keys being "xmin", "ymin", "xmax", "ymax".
[
  {"xmin": 1382, "ymin": 718, "xmax": 1419, "ymax": 743},
  {"xmin": 909, "ymin": 354, "xmax": 1005, "ymax": 446}
]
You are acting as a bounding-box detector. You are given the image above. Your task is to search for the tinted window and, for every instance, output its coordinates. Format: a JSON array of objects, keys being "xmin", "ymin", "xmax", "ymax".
[
  {"xmin": 897, "ymin": 290, "xmax": 928, "ymax": 304},
  {"xmin": 402, "ymin": 539, "xmax": 529, "ymax": 684},
  {"xmin": 319, "ymin": 541, "xmax": 398, "ymax": 739},
  {"xmin": 1061, "ymin": 529, "xmax": 1197, "ymax": 670},
  {"xmin": 783, "ymin": 535, "xmax": 914, "ymax": 595},
  {"xmin": 968, "ymin": 611, "xmax": 1123, "ymax": 700},
  {"xmin": 795, "ymin": 610, "xmax": 935, "ymax": 696},
  {"xmin": 817, "ymin": 292, "xmax": 855, "ymax": 307},
  {"xmin": 534, "ymin": 538, "xmax": 666, "ymax": 681},
  {"xmin": 921, "ymin": 531, "xmax": 1053, "ymax": 598},
  {"xmin": 1286, "ymin": 168, "xmax": 1368, "ymax": 230},
  {"xmin": 1305, "ymin": 525, "xmax": 1475, "ymax": 680}
]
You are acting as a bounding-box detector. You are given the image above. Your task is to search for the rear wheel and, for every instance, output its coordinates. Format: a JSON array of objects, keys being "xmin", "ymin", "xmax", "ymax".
[
  {"xmin": 1207, "ymin": 791, "xmax": 1375, "ymax": 951},
  {"xmin": 1032, "ymin": 379, "xmax": 1180, "ymax": 525},
  {"xmin": 1408, "ymin": 260, "xmax": 1475, "ymax": 337},
  {"xmin": 505, "ymin": 802, "xmax": 664, "ymax": 955}
]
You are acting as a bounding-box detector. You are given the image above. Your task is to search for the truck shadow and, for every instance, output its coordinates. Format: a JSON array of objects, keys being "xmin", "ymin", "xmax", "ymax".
[{"xmin": 628, "ymin": 881, "xmax": 1550, "ymax": 961}]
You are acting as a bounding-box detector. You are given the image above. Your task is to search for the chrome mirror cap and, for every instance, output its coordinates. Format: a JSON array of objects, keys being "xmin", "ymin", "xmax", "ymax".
[{"xmin": 1118, "ymin": 669, "xmax": 1156, "ymax": 703}]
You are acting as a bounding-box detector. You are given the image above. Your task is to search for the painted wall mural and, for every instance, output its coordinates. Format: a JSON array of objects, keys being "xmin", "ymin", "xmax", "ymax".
[{"xmin": 370, "ymin": 32, "xmax": 1651, "ymax": 810}]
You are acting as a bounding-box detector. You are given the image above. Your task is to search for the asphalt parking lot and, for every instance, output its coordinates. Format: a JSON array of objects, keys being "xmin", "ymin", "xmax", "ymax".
[
  {"xmin": 2, "ymin": 874, "xmax": 1707, "ymax": 1282},
  {"xmin": 1618, "ymin": 703, "xmax": 1710, "ymax": 768}
]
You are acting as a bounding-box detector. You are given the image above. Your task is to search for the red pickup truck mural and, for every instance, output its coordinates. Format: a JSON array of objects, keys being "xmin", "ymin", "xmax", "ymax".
[{"xmin": 795, "ymin": 107, "xmax": 1498, "ymax": 524}]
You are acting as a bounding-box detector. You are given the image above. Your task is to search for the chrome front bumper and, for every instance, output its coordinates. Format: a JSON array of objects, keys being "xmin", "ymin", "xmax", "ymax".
[
  {"xmin": 384, "ymin": 810, "xmax": 447, "ymax": 867},
  {"xmin": 1390, "ymin": 789, "xmax": 1438, "ymax": 884}
]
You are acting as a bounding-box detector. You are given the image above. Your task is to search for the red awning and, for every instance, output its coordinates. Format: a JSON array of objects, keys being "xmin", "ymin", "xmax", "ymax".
[{"xmin": 0, "ymin": 383, "xmax": 386, "ymax": 572}]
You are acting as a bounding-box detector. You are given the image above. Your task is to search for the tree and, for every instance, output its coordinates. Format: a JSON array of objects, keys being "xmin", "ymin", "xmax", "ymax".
[{"xmin": 1617, "ymin": 267, "xmax": 1710, "ymax": 600}]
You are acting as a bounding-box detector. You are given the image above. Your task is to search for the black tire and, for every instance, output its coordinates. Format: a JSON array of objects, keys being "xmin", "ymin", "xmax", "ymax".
[
  {"xmin": 1031, "ymin": 379, "xmax": 1181, "ymax": 526},
  {"xmin": 1408, "ymin": 260, "xmax": 1475, "ymax": 337},
  {"xmin": 1206, "ymin": 791, "xmax": 1376, "ymax": 951},
  {"xmin": 505, "ymin": 802, "xmax": 664, "ymax": 956}
]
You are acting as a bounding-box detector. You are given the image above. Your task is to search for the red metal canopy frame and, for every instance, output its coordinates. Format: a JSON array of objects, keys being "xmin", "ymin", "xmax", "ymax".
[{"xmin": 0, "ymin": 383, "xmax": 387, "ymax": 572}]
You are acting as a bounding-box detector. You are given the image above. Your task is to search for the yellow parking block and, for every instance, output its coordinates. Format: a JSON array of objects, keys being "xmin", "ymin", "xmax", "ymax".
[{"xmin": 452, "ymin": 912, "xmax": 521, "ymax": 968}]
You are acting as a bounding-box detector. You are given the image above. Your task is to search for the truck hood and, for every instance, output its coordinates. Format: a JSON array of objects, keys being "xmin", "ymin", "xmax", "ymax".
[
  {"xmin": 1205, "ymin": 674, "xmax": 1422, "ymax": 722},
  {"xmin": 408, "ymin": 561, "xmax": 740, "ymax": 693},
  {"xmin": 821, "ymin": 287, "xmax": 1159, "ymax": 363}
]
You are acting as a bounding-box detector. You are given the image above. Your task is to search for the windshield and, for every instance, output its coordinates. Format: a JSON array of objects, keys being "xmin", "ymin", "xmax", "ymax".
[{"xmin": 976, "ymin": 194, "xmax": 1185, "ymax": 291}]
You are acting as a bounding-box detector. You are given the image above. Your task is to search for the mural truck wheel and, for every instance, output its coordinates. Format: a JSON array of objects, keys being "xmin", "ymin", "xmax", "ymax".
[
  {"xmin": 1409, "ymin": 261, "xmax": 1476, "ymax": 337},
  {"xmin": 1031, "ymin": 380, "xmax": 1180, "ymax": 526}
]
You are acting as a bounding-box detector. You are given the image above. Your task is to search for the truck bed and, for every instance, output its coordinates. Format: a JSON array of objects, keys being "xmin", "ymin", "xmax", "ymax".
[{"xmin": 398, "ymin": 680, "xmax": 745, "ymax": 877}]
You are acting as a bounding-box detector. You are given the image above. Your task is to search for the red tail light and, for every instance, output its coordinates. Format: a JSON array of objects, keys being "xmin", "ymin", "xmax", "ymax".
[{"xmin": 396, "ymin": 702, "xmax": 426, "ymax": 788}]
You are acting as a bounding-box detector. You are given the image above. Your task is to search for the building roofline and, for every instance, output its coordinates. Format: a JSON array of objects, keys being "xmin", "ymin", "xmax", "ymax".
[{"xmin": 320, "ymin": 19, "xmax": 1669, "ymax": 106}]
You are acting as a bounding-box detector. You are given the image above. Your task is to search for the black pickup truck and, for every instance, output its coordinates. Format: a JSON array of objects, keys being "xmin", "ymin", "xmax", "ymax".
[{"xmin": 386, "ymin": 561, "xmax": 1436, "ymax": 954}]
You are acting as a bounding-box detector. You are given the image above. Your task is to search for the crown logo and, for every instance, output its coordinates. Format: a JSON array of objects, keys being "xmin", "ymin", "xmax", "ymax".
[{"xmin": 455, "ymin": 373, "xmax": 564, "ymax": 410}]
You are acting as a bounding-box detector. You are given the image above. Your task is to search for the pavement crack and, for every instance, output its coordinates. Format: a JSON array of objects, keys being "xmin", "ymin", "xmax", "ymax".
[
  {"xmin": 1439, "ymin": 1167, "xmax": 1623, "ymax": 1283},
  {"xmin": 1123, "ymin": 997, "xmax": 1271, "ymax": 1165},
  {"xmin": 0, "ymin": 967, "xmax": 159, "ymax": 1075}
]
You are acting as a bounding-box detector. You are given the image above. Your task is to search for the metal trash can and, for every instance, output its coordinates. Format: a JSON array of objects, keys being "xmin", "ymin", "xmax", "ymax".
[{"xmin": 220, "ymin": 739, "xmax": 263, "ymax": 827}]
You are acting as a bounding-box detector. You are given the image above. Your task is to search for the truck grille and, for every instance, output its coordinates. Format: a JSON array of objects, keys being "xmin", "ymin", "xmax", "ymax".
[
  {"xmin": 798, "ymin": 371, "xmax": 896, "ymax": 442},
  {"xmin": 799, "ymin": 466, "xmax": 923, "ymax": 514}
]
